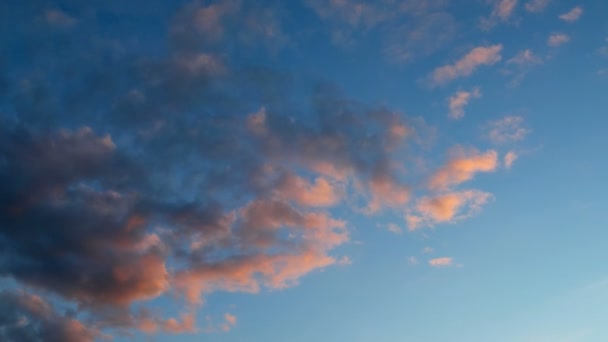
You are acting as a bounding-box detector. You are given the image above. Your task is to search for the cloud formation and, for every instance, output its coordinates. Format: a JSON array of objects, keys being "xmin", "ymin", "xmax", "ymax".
[
  {"xmin": 429, "ymin": 148, "xmax": 499, "ymax": 190},
  {"xmin": 448, "ymin": 87, "xmax": 481, "ymax": 119},
  {"xmin": 407, "ymin": 190, "xmax": 493, "ymax": 229},
  {"xmin": 548, "ymin": 33, "xmax": 570, "ymax": 47},
  {"xmin": 428, "ymin": 45, "xmax": 503, "ymax": 86},
  {"xmin": 428, "ymin": 257, "xmax": 454, "ymax": 267},
  {"xmin": 486, "ymin": 116, "xmax": 530, "ymax": 144},
  {"xmin": 504, "ymin": 151, "xmax": 518, "ymax": 169},
  {"xmin": 559, "ymin": 6, "xmax": 583, "ymax": 22},
  {"xmin": 524, "ymin": 0, "xmax": 550, "ymax": 12}
]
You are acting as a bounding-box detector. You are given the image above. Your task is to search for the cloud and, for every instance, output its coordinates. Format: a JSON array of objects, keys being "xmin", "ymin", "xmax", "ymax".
[
  {"xmin": 273, "ymin": 172, "xmax": 342, "ymax": 207},
  {"xmin": 408, "ymin": 256, "xmax": 419, "ymax": 265},
  {"xmin": 480, "ymin": 0, "xmax": 518, "ymax": 29},
  {"xmin": 504, "ymin": 151, "xmax": 518, "ymax": 169},
  {"xmin": 387, "ymin": 223, "xmax": 404, "ymax": 235},
  {"xmin": 448, "ymin": 87, "xmax": 481, "ymax": 119},
  {"xmin": 559, "ymin": 6, "xmax": 583, "ymax": 22},
  {"xmin": 507, "ymin": 49, "xmax": 542, "ymax": 65},
  {"xmin": 548, "ymin": 33, "xmax": 570, "ymax": 47},
  {"xmin": 428, "ymin": 45, "xmax": 503, "ymax": 86},
  {"xmin": 428, "ymin": 257, "xmax": 454, "ymax": 267},
  {"xmin": 486, "ymin": 116, "xmax": 530, "ymax": 144},
  {"xmin": 422, "ymin": 246, "xmax": 434, "ymax": 254},
  {"xmin": 407, "ymin": 190, "xmax": 493, "ymax": 229},
  {"xmin": 221, "ymin": 313, "xmax": 237, "ymax": 332},
  {"xmin": 45, "ymin": 9, "xmax": 77, "ymax": 28},
  {"xmin": 524, "ymin": 0, "xmax": 550, "ymax": 12},
  {"xmin": 0, "ymin": 290, "xmax": 100, "ymax": 342},
  {"xmin": 429, "ymin": 148, "xmax": 499, "ymax": 190}
]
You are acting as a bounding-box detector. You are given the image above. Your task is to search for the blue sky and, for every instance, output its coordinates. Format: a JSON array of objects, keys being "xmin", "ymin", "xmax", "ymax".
[{"xmin": 1, "ymin": 0, "xmax": 608, "ymax": 341}]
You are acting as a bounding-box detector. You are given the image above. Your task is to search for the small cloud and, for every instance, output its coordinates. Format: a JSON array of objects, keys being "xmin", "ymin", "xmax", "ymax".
[
  {"xmin": 448, "ymin": 87, "xmax": 481, "ymax": 120},
  {"xmin": 221, "ymin": 313, "xmax": 237, "ymax": 332},
  {"xmin": 45, "ymin": 9, "xmax": 77, "ymax": 28},
  {"xmin": 407, "ymin": 190, "xmax": 493, "ymax": 230},
  {"xmin": 386, "ymin": 223, "xmax": 404, "ymax": 235},
  {"xmin": 429, "ymin": 148, "xmax": 498, "ymax": 191},
  {"xmin": 524, "ymin": 0, "xmax": 550, "ymax": 12},
  {"xmin": 480, "ymin": 0, "xmax": 518, "ymax": 30},
  {"xmin": 337, "ymin": 256, "xmax": 353, "ymax": 265},
  {"xmin": 548, "ymin": 33, "xmax": 570, "ymax": 47},
  {"xmin": 486, "ymin": 116, "xmax": 530, "ymax": 144},
  {"xmin": 507, "ymin": 49, "xmax": 542, "ymax": 65},
  {"xmin": 428, "ymin": 257, "xmax": 453, "ymax": 267},
  {"xmin": 408, "ymin": 256, "xmax": 419, "ymax": 265},
  {"xmin": 504, "ymin": 151, "xmax": 518, "ymax": 169},
  {"xmin": 422, "ymin": 246, "xmax": 434, "ymax": 254},
  {"xmin": 427, "ymin": 45, "xmax": 503, "ymax": 86},
  {"xmin": 559, "ymin": 6, "xmax": 583, "ymax": 22}
]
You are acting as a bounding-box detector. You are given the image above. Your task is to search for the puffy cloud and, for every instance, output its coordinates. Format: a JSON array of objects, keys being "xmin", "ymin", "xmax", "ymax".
[
  {"xmin": 428, "ymin": 257, "xmax": 453, "ymax": 267},
  {"xmin": 429, "ymin": 149, "xmax": 499, "ymax": 190},
  {"xmin": 387, "ymin": 223, "xmax": 404, "ymax": 235},
  {"xmin": 428, "ymin": 45, "xmax": 503, "ymax": 86},
  {"xmin": 548, "ymin": 33, "xmax": 570, "ymax": 47},
  {"xmin": 0, "ymin": 290, "xmax": 99, "ymax": 342},
  {"xmin": 448, "ymin": 87, "xmax": 481, "ymax": 119},
  {"xmin": 559, "ymin": 6, "xmax": 583, "ymax": 22},
  {"xmin": 524, "ymin": 0, "xmax": 550, "ymax": 12},
  {"xmin": 407, "ymin": 190, "xmax": 493, "ymax": 229},
  {"xmin": 486, "ymin": 116, "xmax": 530, "ymax": 144},
  {"xmin": 504, "ymin": 151, "xmax": 518, "ymax": 169}
]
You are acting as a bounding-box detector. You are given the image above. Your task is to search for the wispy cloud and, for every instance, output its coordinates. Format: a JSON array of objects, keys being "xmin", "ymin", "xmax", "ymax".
[
  {"xmin": 559, "ymin": 6, "xmax": 583, "ymax": 22},
  {"xmin": 548, "ymin": 33, "xmax": 570, "ymax": 47},
  {"xmin": 486, "ymin": 116, "xmax": 530, "ymax": 144},
  {"xmin": 504, "ymin": 151, "xmax": 518, "ymax": 169},
  {"xmin": 480, "ymin": 0, "xmax": 519, "ymax": 29},
  {"xmin": 524, "ymin": 0, "xmax": 550, "ymax": 12},
  {"xmin": 428, "ymin": 45, "xmax": 503, "ymax": 86},
  {"xmin": 507, "ymin": 49, "xmax": 542, "ymax": 65},
  {"xmin": 448, "ymin": 87, "xmax": 481, "ymax": 119}
]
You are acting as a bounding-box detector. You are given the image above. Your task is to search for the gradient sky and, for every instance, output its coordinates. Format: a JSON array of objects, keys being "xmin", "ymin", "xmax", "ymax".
[{"xmin": 1, "ymin": 0, "xmax": 608, "ymax": 341}]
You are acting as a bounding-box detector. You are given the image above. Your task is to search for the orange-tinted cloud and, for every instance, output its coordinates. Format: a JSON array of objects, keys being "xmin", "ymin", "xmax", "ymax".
[
  {"xmin": 274, "ymin": 174, "xmax": 342, "ymax": 207},
  {"xmin": 429, "ymin": 149, "xmax": 498, "ymax": 190},
  {"xmin": 407, "ymin": 190, "xmax": 493, "ymax": 230},
  {"xmin": 428, "ymin": 257, "xmax": 453, "ymax": 267},
  {"xmin": 428, "ymin": 45, "xmax": 502, "ymax": 85}
]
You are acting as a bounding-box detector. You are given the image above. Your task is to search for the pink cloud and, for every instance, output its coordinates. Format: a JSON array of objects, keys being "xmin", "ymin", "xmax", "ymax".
[
  {"xmin": 429, "ymin": 149, "xmax": 498, "ymax": 190},
  {"xmin": 407, "ymin": 190, "xmax": 493, "ymax": 230},
  {"xmin": 559, "ymin": 6, "xmax": 583, "ymax": 22},
  {"xmin": 366, "ymin": 173, "xmax": 411, "ymax": 213},
  {"xmin": 504, "ymin": 151, "xmax": 518, "ymax": 169},
  {"xmin": 428, "ymin": 45, "xmax": 503, "ymax": 85},
  {"xmin": 221, "ymin": 313, "xmax": 238, "ymax": 332},
  {"xmin": 428, "ymin": 257, "xmax": 453, "ymax": 267},
  {"xmin": 274, "ymin": 174, "xmax": 342, "ymax": 207},
  {"xmin": 548, "ymin": 33, "xmax": 570, "ymax": 47},
  {"xmin": 448, "ymin": 87, "xmax": 481, "ymax": 119},
  {"xmin": 494, "ymin": 0, "xmax": 518, "ymax": 20}
]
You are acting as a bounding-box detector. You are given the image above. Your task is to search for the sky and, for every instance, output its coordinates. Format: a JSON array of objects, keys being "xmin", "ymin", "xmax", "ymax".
[{"xmin": 1, "ymin": 0, "xmax": 608, "ymax": 341}]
